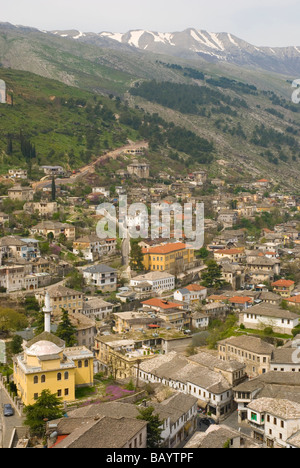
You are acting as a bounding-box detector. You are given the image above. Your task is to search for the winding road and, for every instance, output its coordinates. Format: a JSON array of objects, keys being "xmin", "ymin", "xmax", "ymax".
[{"xmin": 32, "ymin": 140, "xmax": 149, "ymax": 191}]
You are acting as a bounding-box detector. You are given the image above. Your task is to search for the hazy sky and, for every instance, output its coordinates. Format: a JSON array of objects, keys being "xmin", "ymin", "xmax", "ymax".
[{"xmin": 1, "ymin": 0, "xmax": 300, "ymax": 47}]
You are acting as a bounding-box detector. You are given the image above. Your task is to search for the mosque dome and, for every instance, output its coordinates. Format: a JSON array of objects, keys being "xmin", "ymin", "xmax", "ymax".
[{"xmin": 26, "ymin": 340, "xmax": 63, "ymax": 357}]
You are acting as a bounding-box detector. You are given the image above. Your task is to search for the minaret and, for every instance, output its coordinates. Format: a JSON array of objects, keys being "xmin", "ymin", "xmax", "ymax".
[{"xmin": 43, "ymin": 291, "xmax": 52, "ymax": 333}]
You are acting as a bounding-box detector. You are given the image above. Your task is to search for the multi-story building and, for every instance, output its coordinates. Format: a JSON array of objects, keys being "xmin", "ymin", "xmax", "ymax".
[
  {"xmin": 8, "ymin": 184, "xmax": 34, "ymax": 202},
  {"xmin": 135, "ymin": 351, "xmax": 243, "ymax": 422},
  {"xmin": 130, "ymin": 271, "xmax": 175, "ymax": 292},
  {"xmin": 127, "ymin": 160, "xmax": 150, "ymax": 179},
  {"xmin": 247, "ymin": 397, "xmax": 300, "ymax": 448},
  {"xmin": 30, "ymin": 221, "xmax": 76, "ymax": 240},
  {"xmin": 82, "ymin": 297, "xmax": 114, "ymax": 321},
  {"xmin": 36, "ymin": 285, "xmax": 84, "ymax": 316},
  {"xmin": 214, "ymin": 248, "xmax": 244, "ymax": 263},
  {"xmin": 0, "ymin": 236, "xmax": 40, "ymax": 261},
  {"xmin": 218, "ymin": 335, "xmax": 275, "ymax": 378},
  {"xmin": 271, "ymin": 279, "xmax": 295, "ymax": 298},
  {"xmin": 142, "ymin": 242, "xmax": 195, "ymax": 274},
  {"xmin": 83, "ymin": 264, "xmax": 117, "ymax": 292},
  {"xmin": 73, "ymin": 235, "xmax": 116, "ymax": 262},
  {"xmin": 174, "ymin": 284, "xmax": 207, "ymax": 304},
  {"xmin": 239, "ymin": 303, "xmax": 300, "ymax": 335},
  {"xmin": 24, "ymin": 201, "xmax": 58, "ymax": 217},
  {"xmin": 233, "ymin": 371, "xmax": 300, "ymax": 424},
  {"xmin": 0, "ymin": 265, "xmax": 39, "ymax": 293}
]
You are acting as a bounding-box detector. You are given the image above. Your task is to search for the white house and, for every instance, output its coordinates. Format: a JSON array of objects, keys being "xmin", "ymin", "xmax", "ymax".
[
  {"xmin": 174, "ymin": 284, "xmax": 207, "ymax": 304},
  {"xmin": 83, "ymin": 264, "xmax": 117, "ymax": 292},
  {"xmin": 191, "ymin": 312, "xmax": 209, "ymax": 330},
  {"xmin": 130, "ymin": 271, "xmax": 175, "ymax": 292},
  {"xmin": 247, "ymin": 397, "xmax": 300, "ymax": 448},
  {"xmin": 135, "ymin": 351, "xmax": 234, "ymax": 422},
  {"xmin": 82, "ymin": 297, "xmax": 114, "ymax": 320},
  {"xmin": 152, "ymin": 393, "xmax": 198, "ymax": 448},
  {"xmin": 240, "ymin": 303, "xmax": 300, "ymax": 335},
  {"xmin": 92, "ymin": 187, "xmax": 110, "ymax": 198}
]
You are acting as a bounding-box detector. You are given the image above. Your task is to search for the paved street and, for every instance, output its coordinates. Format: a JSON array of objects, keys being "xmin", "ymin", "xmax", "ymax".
[
  {"xmin": 0, "ymin": 386, "xmax": 24, "ymax": 449},
  {"xmin": 222, "ymin": 409, "xmax": 252, "ymax": 437}
]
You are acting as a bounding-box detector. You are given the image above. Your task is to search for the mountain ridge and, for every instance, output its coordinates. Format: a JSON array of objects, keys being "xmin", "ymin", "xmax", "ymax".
[
  {"xmin": 51, "ymin": 26, "xmax": 300, "ymax": 76},
  {"xmin": 1, "ymin": 22, "xmax": 300, "ymax": 76}
]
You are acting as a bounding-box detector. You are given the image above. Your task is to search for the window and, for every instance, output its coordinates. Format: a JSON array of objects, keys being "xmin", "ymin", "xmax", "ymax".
[
  {"xmin": 41, "ymin": 375, "xmax": 46, "ymax": 383},
  {"xmin": 251, "ymin": 412, "xmax": 257, "ymax": 422},
  {"xmin": 57, "ymin": 373, "xmax": 62, "ymax": 381},
  {"xmin": 34, "ymin": 376, "xmax": 38, "ymax": 384},
  {"xmin": 64, "ymin": 388, "xmax": 69, "ymax": 396},
  {"xmin": 64, "ymin": 372, "xmax": 69, "ymax": 380},
  {"xmin": 84, "ymin": 360, "xmax": 89, "ymax": 367},
  {"xmin": 78, "ymin": 360, "xmax": 82, "ymax": 368}
]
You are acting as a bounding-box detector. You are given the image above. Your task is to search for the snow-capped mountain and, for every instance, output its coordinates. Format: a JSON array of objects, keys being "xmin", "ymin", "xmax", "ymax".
[
  {"xmin": 1, "ymin": 22, "xmax": 300, "ymax": 75},
  {"xmin": 49, "ymin": 27, "xmax": 300, "ymax": 75}
]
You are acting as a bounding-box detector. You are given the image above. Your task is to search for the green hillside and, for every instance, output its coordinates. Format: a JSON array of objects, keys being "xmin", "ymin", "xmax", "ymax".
[{"xmin": 0, "ymin": 69, "xmax": 141, "ymax": 177}]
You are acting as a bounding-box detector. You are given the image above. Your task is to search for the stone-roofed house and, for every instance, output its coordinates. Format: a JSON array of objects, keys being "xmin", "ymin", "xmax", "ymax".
[
  {"xmin": 8, "ymin": 184, "xmax": 34, "ymax": 202},
  {"xmin": 82, "ymin": 297, "xmax": 114, "ymax": 321},
  {"xmin": 135, "ymin": 350, "xmax": 239, "ymax": 422},
  {"xmin": 36, "ymin": 285, "xmax": 84, "ymax": 316},
  {"xmin": 247, "ymin": 397, "xmax": 300, "ymax": 448},
  {"xmin": 218, "ymin": 335, "xmax": 275, "ymax": 377},
  {"xmin": 233, "ymin": 371, "xmax": 300, "ymax": 424},
  {"xmin": 30, "ymin": 220, "xmax": 75, "ymax": 240},
  {"xmin": 47, "ymin": 392, "xmax": 198, "ymax": 448},
  {"xmin": 239, "ymin": 303, "xmax": 300, "ymax": 335},
  {"xmin": 184, "ymin": 425, "xmax": 255, "ymax": 449},
  {"xmin": 246, "ymin": 256, "xmax": 281, "ymax": 285},
  {"xmin": 48, "ymin": 416, "xmax": 147, "ymax": 449}
]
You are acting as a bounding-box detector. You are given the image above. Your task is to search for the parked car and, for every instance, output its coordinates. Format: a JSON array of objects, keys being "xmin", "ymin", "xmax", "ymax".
[
  {"xmin": 3, "ymin": 404, "xmax": 14, "ymax": 417},
  {"xmin": 201, "ymin": 417, "xmax": 216, "ymax": 427}
]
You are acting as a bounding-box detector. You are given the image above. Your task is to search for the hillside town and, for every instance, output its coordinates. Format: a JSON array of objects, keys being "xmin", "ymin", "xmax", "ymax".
[{"xmin": 1, "ymin": 144, "xmax": 300, "ymax": 450}]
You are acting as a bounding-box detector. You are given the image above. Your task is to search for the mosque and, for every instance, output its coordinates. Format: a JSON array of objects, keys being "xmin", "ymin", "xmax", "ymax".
[{"xmin": 13, "ymin": 292, "xmax": 94, "ymax": 406}]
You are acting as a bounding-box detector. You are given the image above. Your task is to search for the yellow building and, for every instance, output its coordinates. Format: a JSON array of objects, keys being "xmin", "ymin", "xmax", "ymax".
[
  {"xmin": 142, "ymin": 242, "xmax": 195, "ymax": 274},
  {"xmin": 13, "ymin": 332, "xmax": 94, "ymax": 406}
]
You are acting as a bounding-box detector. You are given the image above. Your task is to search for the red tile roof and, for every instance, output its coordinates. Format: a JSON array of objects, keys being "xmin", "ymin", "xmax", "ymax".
[
  {"xmin": 287, "ymin": 296, "xmax": 300, "ymax": 304},
  {"xmin": 229, "ymin": 296, "xmax": 253, "ymax": 304},
  {"xmin": 272, "ymin": 280, "xmax": 295, "ymax": 288},
  {"xmin": 142, "ymin": 298, "xmax": 181, "ymax": 309},
  {"xmin": 142, "ymin": 242, "xmax": 188, "ymax": 255},
  {"xmin": 185, "ymin": 284, "xmax": 207, "ymax": 292}
]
